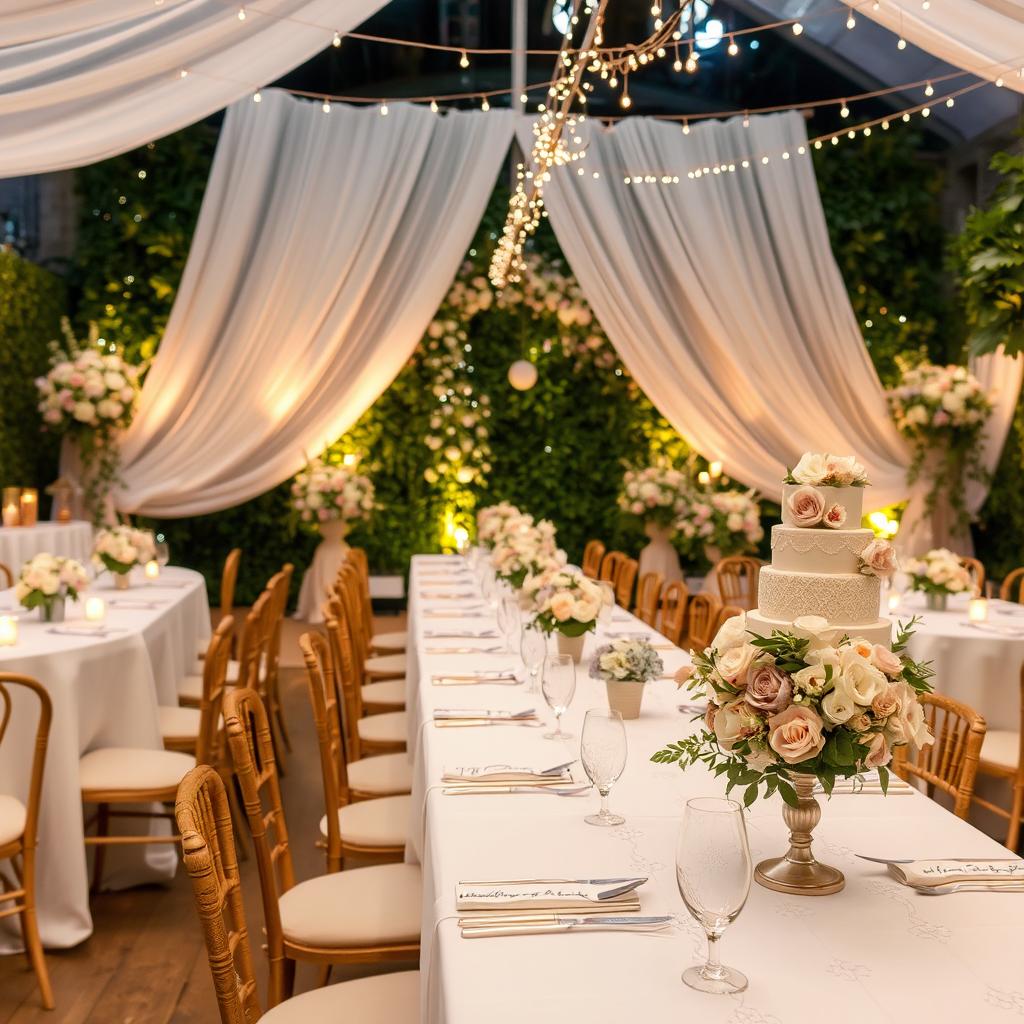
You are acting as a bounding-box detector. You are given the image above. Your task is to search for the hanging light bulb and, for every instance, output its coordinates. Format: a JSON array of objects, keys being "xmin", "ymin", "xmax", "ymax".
[
  {"xmin": 430, "ymin": 99, "xmax": 439, "ymax": 112},
  {"xmin": 897, "ymin": 37, "xmax": 907, "ymax": 49},
  {"xmin": 682, "ymin": 120, "xmax": 690, "ymax": 135},
  {"xmin": 322, "ymin": 98, "xmax": 331, "ymax": 113},
  {"xmin": 846, "ymin": 13, "xmax": 856, "ymax": 29},
  {"xmin": 237, "ymin": 6, "xmax": 246, "ymax": 20},
  {"xmin": 459, "ymin": 50, "xmax": 470, "ymax": 69},
  {"xmin": 840, "ymin": 101, "xmax": 850, "ymax": 118},
  {"xmin": 380, "ymin": 102, "xmax": 388, "ymax": 115},
  {"xmin": 792, "ymin": 22, "xmax": 803, "ymax": 35},
  {"xmin": 924, "ymin": 81, "xmax": 934, "ymax": 96},
  {"xmin": 727, "ymin": 36, "xmax": 739, "ymax": 56},
  {"xmin": 332, "ymin": 31, "xmax": 341, "ymax": 47},
  {"xmin": 946, "ymin": 96, "xmax": 955, "ymax": 108},
  {"xmin": 996, "ymin": 76, "xmax": 1005, "ymax": 87},
  {"xmin": 481, "ymin": 96, "xmax": 490, "ymax": 111},
  {"xmin": 252, "ymin": 90, "xmax": 261, "ymax": 103}
]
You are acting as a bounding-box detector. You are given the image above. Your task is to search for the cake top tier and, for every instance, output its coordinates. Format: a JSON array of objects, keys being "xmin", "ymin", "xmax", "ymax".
[
  {"xmin": 783, "ymin": 452, "xmax": 869, "ymax": 489},
  {"xmin": 781, "ymin": 484, "xmax": 864, "ymax": 528}
]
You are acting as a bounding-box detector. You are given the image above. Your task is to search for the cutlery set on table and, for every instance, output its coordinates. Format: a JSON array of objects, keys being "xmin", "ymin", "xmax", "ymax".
[
  {"xmin": 856, "ymin": 855, "xmax": 1024, "ymax": 895},
  {"xmin": 440, "ymin": 761, "xmax": 590, "ymax": 796},
  {"xmin": 433, "ymin": 707, "xmax": 541, "ymax": 728}
]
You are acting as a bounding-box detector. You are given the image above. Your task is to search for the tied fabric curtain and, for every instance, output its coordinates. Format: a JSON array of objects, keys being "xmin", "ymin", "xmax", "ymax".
[
  {"xmin": 115, "ymin": 90, "xmax": 515, "ymax": 517},
  {"xmin": 0, "ymin": 0, "xmax": 386, "ymax": 177},
  {"xmin": 527, "ymin": 111, "xmax": 1021, "ymax": 545}
]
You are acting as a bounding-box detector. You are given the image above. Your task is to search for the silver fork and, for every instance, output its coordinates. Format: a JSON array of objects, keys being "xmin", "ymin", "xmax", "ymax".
[{"xmin": 912, "ymin": 882, "xmax": 1024, "ymax": 895}]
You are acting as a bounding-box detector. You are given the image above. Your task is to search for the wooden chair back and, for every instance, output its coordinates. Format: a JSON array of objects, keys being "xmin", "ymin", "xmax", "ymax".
[
  {"xmin": 615, "ymin": 557, "xmax": 639, "ymax": 609},
  {"xmin": 236, "ymin": 589, "xmax": 272, "ymax": 692},
  {"xmin": 599, "ymin": 550, "xmax": 626, "ymax": 584},
  {"xmin": 892, "ymin": 692, "xmax": 986, "ymax": 819},
  {"xmin": 299, "ymin": 632, "xmax": 349, "ymax": 870},
  {"xmin": 195, "ymin": 616, "xmax": 235, "ymax": 766},
  {"xmin": 175, "ymin": 765, "xmax": 261, "ymax": 1024},
  {"xmin": 0, "ymin": 562, "xmax": 12, "ymax": 589},
  {"xmin": 714, "ymin": 556, "xmax": 760, "ymax": 610},
  {"xmin": 958, "ymin": 556, "xmax": 985, "ymax": 596},
  {"xmin": 974, "ymin": 663, "xmax": 1024, "ymax": 849},
  {"xmin": 323, "ymin": 603, "xmax": 364, "ymax": 758},
  {"xmin": 713, "ymin": 605, "xmax": 744, "ymax": 635},
  {"xmin": 633, "ymin": 571, "xmax": 663, "ymax": 626},
  {"xmin": 223, "ymin": 688, "xmax": 295, "ymax": 1003},
  {"xmin": 658, "ymin": 581, "xmax": 690, "ymax": 644},
  {"xmin": 0, "ymin": 674, "xmax": 52, "ymax": 856},
  {"xmin": 348, "ymin": 547, "xmax": 375, "ymax": 643},
  {"xmin": 581, "ymin": 540, "xmax": 606, "ymax": 579},
  {"xmin": 219, "ymin": 548, "xmax": 241, "ymax": 621},
  {"xmin": 264, "ymin": 564, "xmax": 294, "ymax": 695},
  {"xmin": 685, "ymin": 592, "xmax": 722, "ymax": 652},
  {"xmin": 1000, "ymin": 567, "xmax": 1024, "ymax": 604},
  {"xmin": 335, "ymin": 563, "xmax": 370, "ymax": 661}
]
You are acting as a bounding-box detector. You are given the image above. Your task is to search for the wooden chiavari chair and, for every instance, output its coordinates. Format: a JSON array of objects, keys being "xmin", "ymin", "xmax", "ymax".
[
  {"xmin": 175, "ymin": 765, "xmax": 418, "ymax": 1023},
  {"xmin": 614, "ymin": 556, "xmax": 639, "ymax": 610},
  {"xmin": 1000, "ymin": 567, "xmax": 1024, "ymax": 604},
  {"xmin": 658, "ymin": 581, "xmax": 690, "ymax": 645},
  {"xmin": 599, "ymin": 550, "xmax": 626, "ymax": 585},
  {"xmin": 0, "ymin": 674, "xmax": 53, "ymax": 1009},
  {"xmin": 974, "ymin": 665, "xmax": 1024, "ymax": 849},
  {"xmin": 300, "ymin": 633, "xmax": 408, "ymax": 868},
  {"xmin": 960, "ymin": 556, "xmax": 986, "ymax": 596},
  {"xmin": 223, "ymin": 689, "xmax": 420, "ymax": 1006},
  {"xmin": 196, "ymin": 547, "xmax": 241, "ymax": 659},
  {"xmin": 892, "ymin": 692, "xmax": 986, "ymax": 820},
  {"xmin": 348, "ymin": 547, "xmax": 406, "ymax": 654},
  {"xmin": 324, "ymin": 603, "xmax": 407, "ymax": 757},
  {"xmin": 336, "ymin": 564, "xmax": 406, "ymax": 686},
  {"xmin": 683, "ymin": 592, "xmax": 721, "ymax": 653},
  {"xmin": 264, "ymin": 565, "xmax": 295, "ymax": 755},
  {"xmin": 633, "ymin": 571, "xmax": 664, "ymax": 626},
  {"xmin": 714, "ymin": 556, "xmax": 760, "ymax": 610},
  {"xmin": 581, "ymin": 540, "xmax": 606, "ymax": 579},
  {"xmin": 0, "ymin": 562, "xmax": 13, "ymax": 589},
  {"xmin": 713, "ymin": 604, "xmax": 744, "ymax": 634}
]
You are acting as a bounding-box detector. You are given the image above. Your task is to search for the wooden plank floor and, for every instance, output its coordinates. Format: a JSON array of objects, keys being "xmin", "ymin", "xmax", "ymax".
[{"xmin": 0, "ymin": 615, "xmax": 411, "ymax": 1023}]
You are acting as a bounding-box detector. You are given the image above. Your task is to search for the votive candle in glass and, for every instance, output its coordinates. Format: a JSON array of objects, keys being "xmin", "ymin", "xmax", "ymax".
[
  {"xmin": 968, "ymin": 597, "xmax": 988, "ymax": 623},
  {"xmin": 0, "ymin": 616, "xmax": 17, "ymax": 646},
  {"xmin": 708, "ymin": 461, "xmax": 723, "ymax": 479},
  {"xmin": 144, "ymin": 560, "xmax": 160, "ymax": 580},
  {"xmin": 887, "ymin": 593, "xmax": 901, "ymax": 613},
  {"xmin": 2, "ymin": 487, "xmax": 20, "ymax": 527},
  {"xmin": 18, "ymin": 488, "xmax": 38, "ymax": 527},
  {"xmin": 85, "ymin": 597, "xmax": 106, "ymax": 622}
]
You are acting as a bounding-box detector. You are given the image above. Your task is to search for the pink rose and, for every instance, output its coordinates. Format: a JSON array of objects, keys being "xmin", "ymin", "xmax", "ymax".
[
  {"xmin": 823, "ymin": 503, "xmax": 847, "ymax": 529},
  {"xmin": 744, "ymin": 663, "xmax": 792, "ymax": 713},
  {"xmin": 767, "ymin": 705, "xmax": 826, "ymax": 764},
  {"xmin": 871, "ymin": 686, "xmax": 900, "ymax": 719},
  {"xmin": 864, "ymin": 731, "xmax": 892, "ymax": 768},
  {"xmin": 549, "ymin": 592, "xmax": 576, "ymax": 622},
  {"xmin": 870, "ymin": 644, "xmax": 902, "ymax": 676},
  {"xmin": 787, "ymin": 486, "xmax": 825, "ymax": 528},
  {"xmin": 674, "ymin": 665, "xmax": 694, "ymax": 688},
  {"xmin": 859, "ymin": 539, "xmax": 898, "ymax": 580}
]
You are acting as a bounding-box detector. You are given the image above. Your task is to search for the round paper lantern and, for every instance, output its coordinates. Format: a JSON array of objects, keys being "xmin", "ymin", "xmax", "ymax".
[{"xmin": 508, "ymin": 359, "xmax": 538, "ymax": 391}]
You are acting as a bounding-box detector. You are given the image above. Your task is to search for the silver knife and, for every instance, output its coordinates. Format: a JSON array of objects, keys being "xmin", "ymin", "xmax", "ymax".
[
  {"xmin": 443, "ymin": 784, "xmax": 591, "ymax": 796},
  {"xmin": 461, "ymin": 915, "xmax": 673, "ymax": 938}
]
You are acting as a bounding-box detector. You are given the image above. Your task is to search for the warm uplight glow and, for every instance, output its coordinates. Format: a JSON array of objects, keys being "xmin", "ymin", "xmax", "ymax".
[
  {"xmin": 887, "ymin": 593, "xmax": 901, "ymax": 613},
  {"xmin": 454, "ymin": 526, "xmax": 470, "ymax": 553},
  {"xmin": 708, "ymin": 460, "xmax": 723, "ymax": 479},
  {"xmin": 0, "ymin": 617, "xmax": 16, "ymax": 646},
  {"xmin": 85, "ymin": 598, "xmax": 106, "ymax": 622},
  {"xmin": 697, "ymin": 471, "xmax": 711, "ymax": 486},
  {"xmin": 342, "ymin": 453, "xmax": 359, "ymax": 467}
]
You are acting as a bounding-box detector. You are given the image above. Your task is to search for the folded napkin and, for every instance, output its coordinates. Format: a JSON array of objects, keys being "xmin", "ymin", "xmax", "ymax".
[
  {"xmin": 47, "ymin": 623, "xmax": 123, "ymax": 637},
  {"xmin": 420, "ymin": 591, "xmax": 477, "ymax": 600},
  {"xmin": 432, "ymin": 673, "xmax": 520, "ymax": 686},
  {"xmin": 443, "ymin": 763, "xmax": 573, "ymax": 783},
  {"xmin": 888, "ymin": 859, "xmax": 1024, "ymax": 889},
  {"xmin": 456, "ymin": 878, "xmax": 646, "ymax": 912},
  {"xmin": 423, "ymin": 629, "xmax": 499, "ymax": 639},
  {"xmin": 434, "ymin": 708, "xmax": 537, "ymax": 721}
]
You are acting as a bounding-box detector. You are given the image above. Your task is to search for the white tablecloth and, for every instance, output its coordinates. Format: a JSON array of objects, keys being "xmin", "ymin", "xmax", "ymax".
[
  {"xmin": 0, "ymin": 566, "xmax": 210, "ymax": 951},
  {"xmin": 0, "ymin": 521, "xmax": 92, "ymax": 576},
  {"xmin": 405, "ymin": 555, "xmax": 1024, "ymax": 1024}
]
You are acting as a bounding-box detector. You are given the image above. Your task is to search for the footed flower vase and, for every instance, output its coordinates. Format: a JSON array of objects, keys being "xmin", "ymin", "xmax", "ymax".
[{"xmin": 638, "ymin": 523, "xmax": 682, "ymax": 583}]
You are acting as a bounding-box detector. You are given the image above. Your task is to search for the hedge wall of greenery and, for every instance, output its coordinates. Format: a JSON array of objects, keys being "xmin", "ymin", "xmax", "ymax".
[{"xmin": 0, "ymin": 252, "xmax": 65, "ymax": 500}]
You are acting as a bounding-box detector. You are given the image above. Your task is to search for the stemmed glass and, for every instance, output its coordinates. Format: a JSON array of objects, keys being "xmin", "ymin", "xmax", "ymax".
[
  {"xmin": 520, "ymin": 624, "xmax": 547, "ymax": 695},
  {"xmin": 580, "ymin": 708, "xmax": 627, "ymax": 826},
  {"xmin": 496, "ymin": 594, "xmax": 521, "ymax": 653},
  {"xmin": 541, "ymin": 654, "xmax": 575, "ymax": 740},
  {"xmin": 154, "ymin": 537, "xmax": 170, "ymax": 568},
  {"xmin": 597, "ymin": 581, "xmax": 615, "ymax": 629},
  {"xmin": 675, "ymin": 797, "xmax": 752, "ymax": 995}
]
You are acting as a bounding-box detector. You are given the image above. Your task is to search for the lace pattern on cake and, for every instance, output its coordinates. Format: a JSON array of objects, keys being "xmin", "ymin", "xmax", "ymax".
[
  {"xmin": 758, "ymin": 569, "xmax": 881, "ymax": 625},
  {"xmin": 771, "ymin": 528, "xmax": 869, "ymax": 557}
]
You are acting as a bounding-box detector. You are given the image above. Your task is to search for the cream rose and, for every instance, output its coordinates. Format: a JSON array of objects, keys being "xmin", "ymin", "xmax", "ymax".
[
  {"xmin": 787, "ymin": 486, "xmax": 825, "ymax": 528},
  {"xmin": 792, "ymin": 663, "xmax": 829, "ymax": 695},
  {"xmin": 859, "ymin": 539, "xmax": 898, "ymax": 580},
  {"xmin": 549, "ymin": 592, "xmax": 576, "ymax": 622},
  {"xmin": 821, "ymin": 678, "xmax": 858, "ymax": 724},
  {"xmin": 871, "ymin": 686, "xmax": 900, "ymax": 720},
  {"xmin": 714, "ymin": 700, "xmax": 763, "ymax": 751},
  {"xmin": 767, "ymin": 705, "xmax": 826, "ymax": 764},
  {"xmin": 792, "ymin": 617, "xmax": 839, "ymax": 651},
  {"xmin": 864, "ymin": 731, "xmax": 892, "ymax": 768},
  {"xmin": 716, "ymin": 643, "xmax": 760, "ymax": 690},
  {"xmin": 791, "ymin": 452, "xmax": 828, "ymax": 485},
  {"xmin": 845, "ymin": 660, "xmax": 887, "ymax": 706},
  {"xmin": 870, "ymin": 644, "xmax": 902, "ymax": 676},
  {"xmin": 892, "ymin": 681, "xmax": 933, "ymax": 750}
]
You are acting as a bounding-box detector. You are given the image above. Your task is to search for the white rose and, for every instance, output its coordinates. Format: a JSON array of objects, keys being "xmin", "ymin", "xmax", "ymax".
[
  {"xmin": 791, "ymin": 616, "xmax": 839, "ymax": 650},
  {"xmin": 792, "ymin": 663, "xmax": 829, "ymax": 695},
  {"xmin": 711, "ymin": 611, "xmax": 748, "ymax": 654},
  {"xmin": 821, "ymin": 677, "xmax": 858, "ymax": 724},
  {"xmin": 713, "ymin": 700, "xmax": 762, "ymax": 751},
  {"xmin": 844, "ymin": 660, "xmax": 887, "ymax": 706},
  {"xmin": 791, "ymin": 452, "xmax": 828, "ymax": 485}
]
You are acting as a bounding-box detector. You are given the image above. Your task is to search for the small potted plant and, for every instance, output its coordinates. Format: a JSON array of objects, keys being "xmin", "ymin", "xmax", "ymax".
[
  {"xmin": 529, "ymin": 569, "xmax": 608, "ymax": 662},
  {"xmin": 93, "ymin": 525, "xmax": 156, "ymax": 590},
  {"xmin": 903, "ymin": 548, "xmax": 974, "ymax": 610},
  {"xmin": 16, "ymin": 553, "xmax": 89, "ymax": 622},
  {"xmin": 590, "ymin": 637, "xmax": 664, "ymax": 719}
]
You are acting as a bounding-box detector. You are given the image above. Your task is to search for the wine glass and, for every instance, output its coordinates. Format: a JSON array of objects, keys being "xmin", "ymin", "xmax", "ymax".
[
  {"xmin": 676, "ymin": 797, "xmax": 752, "ymax": 995},
  {"xmin": 541, "ymin": 654, "xmax": 575, "ymax": 740},
  {"xmin": 496, "ymin": 594, "xmax": 521, "ymax": 653},
  {"xmin": 520, "ymin": 623, "xmax": 547, "ymax": 694},
  {"xmin": 580, "ymin": 708, "xmax": 627, "ymax": 826},
  {"xmin": 597, "ymin": 581, "xmax": 615, "ymax": 628},
  {"xmin": 154, "ymin": 537, "xmax": 170, "ymax": 568}
]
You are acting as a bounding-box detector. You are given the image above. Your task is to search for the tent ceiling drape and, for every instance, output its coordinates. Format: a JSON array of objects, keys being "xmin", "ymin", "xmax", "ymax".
[
  {"xmin": 114, "ymin": 91, "xmax": 515, "ymax": 516},
  {"xmin": 0, "ymin": 0, "xmax": 387, "ymax": 178}
]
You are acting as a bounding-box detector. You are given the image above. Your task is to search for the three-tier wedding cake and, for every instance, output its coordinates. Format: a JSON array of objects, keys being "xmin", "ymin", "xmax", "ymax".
[{"xmin": 745, "ymin": 453, "xmax": 897, "ymax": 647}]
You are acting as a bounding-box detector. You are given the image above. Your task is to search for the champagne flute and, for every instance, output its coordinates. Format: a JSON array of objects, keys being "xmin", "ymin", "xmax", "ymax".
[
  {"xmin": 496, "ymin": 594, "xmax": 521, "ymax": 653},
  {"xmin": 541, "ymin": 654, "xmax": 575, "ymax": 740},
  {"xmin": 520, "ymin": 623, "xmax": 547, "ymax": 695},
  {"xmin": 155, "ymin": 537, "xmax": 170, "ymax": 568},
  {"xmin": 580, "ymin": 708, "xmax": 627, "ymax": 826},
  {"xmin": 676, "ymin": 798, "xmax": 752, "ymax": 995},
  {"xmin": 598, "ymin": 581, "xmax": 615, "ymax": 628}
]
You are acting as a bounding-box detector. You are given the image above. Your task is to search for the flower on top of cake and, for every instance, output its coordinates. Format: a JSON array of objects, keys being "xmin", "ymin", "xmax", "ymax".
[{"xmin": 783, "ymin": 452, "xmax": 869, "ymax": 488}]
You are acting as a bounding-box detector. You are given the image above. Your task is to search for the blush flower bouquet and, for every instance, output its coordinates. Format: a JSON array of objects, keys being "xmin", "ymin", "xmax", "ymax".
[
  {"xmin": 529, "ymin": 569, "xmax": 609, "ymax": 639},
  {"xmin": 490, "ymin": 516, "xmax": 563, "ymax": 588},
  {"xmin": 476, "ymin": 502, "xmax": 523, "ymax": 548},
  {"xmin": 676, "ymin": 488, "xmax": 764, "ymax": 560},
  {"xmin": 291, "ymin": 459, "xmax": 375, "ymax": 526},
  {"xmin": 617, "ymin": 465, "xmax": 690, "ymax": 529},
  {"xmin": 904, "ymin": 548, "xmax": 975, "ymax": 606},
  {"xmin": 93, "ymin": 525, "xmax": 157, "ymax": 576},
  {"xmin": 16, "ymin": 553, "xmax": 89, "ymax": 621}
]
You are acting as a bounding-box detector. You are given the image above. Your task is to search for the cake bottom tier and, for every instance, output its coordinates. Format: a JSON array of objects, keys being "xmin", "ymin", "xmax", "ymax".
[{"xmin": 746, "ymin": 609, "xmax": 893, "ymax": 648}]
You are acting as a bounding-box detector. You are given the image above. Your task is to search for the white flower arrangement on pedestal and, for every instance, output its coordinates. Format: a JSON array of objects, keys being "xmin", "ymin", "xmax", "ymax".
[
  {"xmin": 16, "ymin": 553, "xmax": 89, "ymax": 620},
  {"xmin": 476, "ymin": 502, "xmax": 522, "ymax": 548},
  {"xmin": 904, "ymin": 548, "xmax": 974, "ymax": 597},
  {"xmin": 291, "ymin": 459, "xmax": 375, "ymax": 527},
  {"xmin": 490, "ymin": 515, "xmax": 564, "ymax": 589},
  {"xmin": 617, "ymin": 465, "xmax": 690, "ymax": 529},
  {"xmin": 676, "ymin": 488, "xmax": 764, "ymax": 559},
  {"xmin": 93, "ymin": 525, "xmax": 156, "ymax": 575}
]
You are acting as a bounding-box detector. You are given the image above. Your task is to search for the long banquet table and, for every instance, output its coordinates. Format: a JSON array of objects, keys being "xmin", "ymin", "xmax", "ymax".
[
  {"xmin": 0, "ymin": 566, "xmax": 209, "ymax": 951},
  {"xmin": 405, "ymin": 554, "xmax": 1024, "ymax": 1023}
]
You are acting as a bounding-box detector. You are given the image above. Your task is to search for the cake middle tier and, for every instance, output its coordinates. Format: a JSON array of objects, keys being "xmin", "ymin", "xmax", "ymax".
[
  {"xmin": 771, "ymin": 525, "xmax": 875, "ymax": 574},
  {"xmin": 757, "ymin": 566, "xmax": 881, "ymax": 626}
]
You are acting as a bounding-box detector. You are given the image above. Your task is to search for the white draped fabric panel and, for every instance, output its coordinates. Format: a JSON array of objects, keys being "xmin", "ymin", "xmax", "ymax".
[
  {"xmin": 0, "ymin": 0, "xmax": 386, "ymax": 178},
  {"xmin": 115, "ymin": 92, "xmax": 515, "ymax": 516},
  {"xmin": 844, "ymin": 0, "xmax": 1024, "ymax": 93}
]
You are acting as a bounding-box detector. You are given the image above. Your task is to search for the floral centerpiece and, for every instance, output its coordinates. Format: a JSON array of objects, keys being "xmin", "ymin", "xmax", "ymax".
[
  {"xmin": 618, "ymin": 466, "xmax": 690, "ymax": 528},
  {"xmin": 904, "ymin": 548, "xmax": 975, "ymax": 609},
  {"xmin": 35, "ymin": 319, "xmax": 145, "ymax": 523},
  {"xmin": 887, "ymin": 360, "xmax": 992, "ymax": 527},
  {"xmin": 783, "ymin": 452, "xmax": 870, "ymax": 488},
  {"xmin": 291, "ymin": 459, "xmax": 375, "ymax": 538},
  {"xmin": 528, "ymin": 568, "xmax": 609, "ymax": 661},
  {"xmin": 590, "ymin": 638, "xmax": 664, "ymax": 719},
  {"xmin": 476, "ymin": 502, "xmax": 522, "ymax": 548},
  {"xmin": 654, "ymin": 613, "xmax": 933, "ymax": 894},
  {"xmin": 93, "ymin": 525, "xmax": 156, "ymax": 589},
  {"xmin": 676, "ymin": 488, "xmax": 764, "ymax": 563},
  {"xmin": 490, "ymin": 516, "xmax": 563, "ymax": 589},
  {"xmin": 16, "ymin": 553, "xmax": 89, "ymax": 622}
]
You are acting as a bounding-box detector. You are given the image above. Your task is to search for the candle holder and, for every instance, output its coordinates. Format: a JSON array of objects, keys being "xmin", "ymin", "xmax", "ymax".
[
  {"xmin": 2, "ymin": 487, "xmax": 20, "ymax": 527},
  {"xmin": 968, "ymin": 597, "xmax": 988, "ymax": 623},
  {"xmin": 0, "ymin": 616, "xmax": 17, "ymax": 645},
  {"xmin": 85, "ymin": 597, "xmax": 106, "ymax": 622},
  {"xmin": 144, "ymin": 560, "xmax": 160, "ymax": 580},
  {"xmin": 18, "ymin": 488, "xmax": 38, "ymax": 527}
]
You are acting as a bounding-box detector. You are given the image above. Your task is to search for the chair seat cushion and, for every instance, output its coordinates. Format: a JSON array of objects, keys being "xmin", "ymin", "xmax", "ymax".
[
  {"xmin": 364, "ymin": 653, "xmax": 406, "ymax": 679},
  {"xmin": 371, "ymin": 629, "xmax": 407, "ymax": 653},
  {"xmin": 0, "ymin": 794, "xmax": 26, "ymax": 847},
  {"xmin": 347, "ymin": 753, "xmax": 412, "ymax": 795},
  {"xmin": 80, "ymin": 748, "xmax": 196, "ymax": 793},
  {"xmin": 158, "ymin": 704, "xmax": 201, "ymax": 740},
  {"xmin": 263, "ymin": 970, "xmax": 419, "ymax": 1023},
  {"xmin": 320, "ymin": 794, "xmax": 410, "ymax": 849},
  {"xmin": 357, "ymin": 711, "xmax": 407, "ymax": 746},
  {"xmin": 361, "ymin": 680, "xmax": 405, "ymax": 707},
  {"xmin": 178, "ymin": 673, "xmax": 204, "ymax": 702},
  {"xmin": 278, "ymin": 862, "xmax": 420, "ymax": 948},
  {"xmin": 981, "ymin": 729, "xmax": 1021, "ymax": 771}
]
